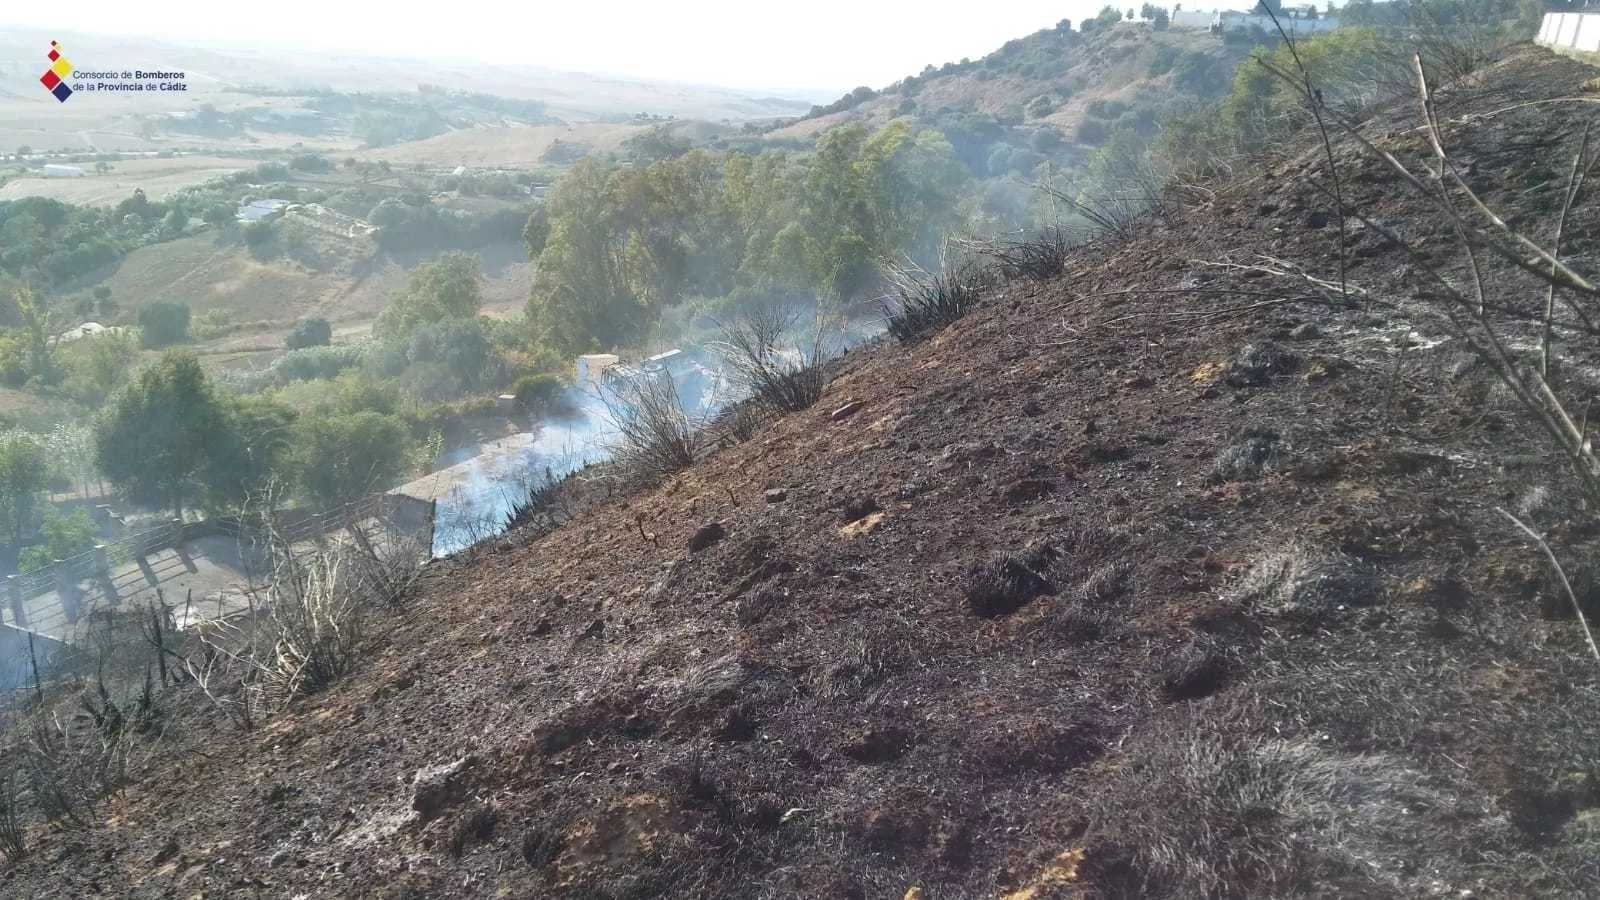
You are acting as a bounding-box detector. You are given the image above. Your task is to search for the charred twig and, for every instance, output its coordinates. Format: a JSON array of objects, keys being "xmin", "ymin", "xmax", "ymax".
[{"xmin": 1499, "ymin": 508, "xmax": 1600, "ymax": 666}]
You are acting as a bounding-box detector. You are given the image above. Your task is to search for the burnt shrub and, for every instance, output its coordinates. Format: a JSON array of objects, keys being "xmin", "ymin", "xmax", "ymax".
[
  {"xmin": 521, "ymin": 827, "xmax": 564, "ymax": 869},
  {"xmin": 965, "ymin": 554, "xmax": 1051, "ymax": 617},
  {"xmin": 881, "ymin": 260, "xmax": 997, "ymax": 342},
  {"xmin": 1234, "ymin": 546, "xmax": 1383, "ymax": 621},
  {"xmin": 1213, "ymin": 423, "xmax": 1289, "ymax": 482},
  {"xmin": 1084, "ymin": 723, "xmax": 1465, "ymax": 898},
  {"xmin": 1226, "ymin": 342, "xmax": 1300, "ymax": 387},
  {"xmin": 980, "ymin": 227, "xmax": 1071, "ymax": 282},
  {"xmin": 1161, "ymin": 638, "xmax": 1232, "ymax": 701},
  {"xmin": 448, "ymin": 802, "xmax": 498, "ymax": 857}
]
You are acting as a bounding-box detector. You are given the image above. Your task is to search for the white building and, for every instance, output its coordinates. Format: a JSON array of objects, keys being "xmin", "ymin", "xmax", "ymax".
[
  {"xmin": 236, "ymin": 198, "xmax": 289, "ymax": 223},
  {"xmin": 1172, "ymin": 9, "xmax": 1218, "ymax": 28},
  {"xmin": 575, "ymin": 353, "xmax": 621, "ymax": 385},
  {"xmin": 52, "ymin": 322, "xmax": 126, "ymax": 345},
  {"xmin": 41, "ymin": 164, "xmax": 84, "ymax": 178},
  {"xmin": 1214, "ymin": 10, "xmax": 1340, "ymax": 34}
]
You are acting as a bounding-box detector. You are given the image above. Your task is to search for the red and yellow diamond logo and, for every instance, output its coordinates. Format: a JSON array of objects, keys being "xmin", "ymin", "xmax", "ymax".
[{"xmin": 40, "ymin": 41, "xmax": 72, "ymax": 103}]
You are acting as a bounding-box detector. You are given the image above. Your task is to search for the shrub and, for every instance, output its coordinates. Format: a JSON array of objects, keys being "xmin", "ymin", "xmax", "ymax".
[
  {"xmin": 1085, "ymin": 98, "xmax": 1129, "ymax": 119},
  {"xmin": 285, "ymin": 317, "xmax": 332, "ymax": 350},
  {"xmin": 979, "ymin": 227, "xmax": 1071, "ymax": 282},
  {"xmin": 19, "ymin": 508, "xmax": 97, "ymax": 573},
  {"xmin": 511, "ymin": 373, "xmax": 565, "ymax": 412},
  {"xmin": 1077, "ymin": 118, "xmax": 1112, "ymax": 145},
  {"xmin": 880, "ymin": 260, "xmax": 996, "ymax": 343},
  {"xmin": 1212, "ymin": 423, "xmax": 1288, "ymax": 481},
  {"xmin": 716, "ymin": 306, "xmax": 832, "ymax": 413},
  {"xmin": 965, "ymin": 554, "xmax": 1051, "ymax": 617},
  {"xmin": 136, "ymin": 301, "xmax": 190, "ymax": 348},
  {"xmin": 1225, "ymin": 342, "xmax": 1300, "ymax": 387},
  {"xmin": 270, "ymin": 344, "xmax": 366, "ymax": 384},
  {"xmin": 608, "ymin": 373, "xmax": 699, "ymax": 482},
  {"xmin": 241, "ymin": 220, "xmax": 273, "ymax": 253}
]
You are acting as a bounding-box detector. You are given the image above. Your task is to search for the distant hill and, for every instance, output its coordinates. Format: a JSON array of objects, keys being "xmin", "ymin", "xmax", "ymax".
[
  {"xmin": 0, "ymin": 27, "xmax": 814, "ymax": 160},
  {"xmin": 767, "ymin": 21, "xmax": 1254, "ymax": 174}
]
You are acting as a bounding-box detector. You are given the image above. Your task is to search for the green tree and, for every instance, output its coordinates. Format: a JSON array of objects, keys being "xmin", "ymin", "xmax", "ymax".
[
  {"xmin": 138, "ymin": 301, "xmax": 191, "ymax": 348},
  {"xmin": 58, "ymin": 328, "xmax": 138, "ymax": 406},
  {"xmin": 526, "ymin": 156, "xmax": 645, "ymax": 352},
  {"xmin": 376, "ymin": 251, "xmax": 483, "ymax": 337},
  {"xmin": 11, "ymin": 284, "xmax": 57, "ymax": 386},
  {"xmin": 19, "ymin": 508, "xmax": 96, "ymax": 573},
  {"xmin": 0, "ymin": 432, "xmax": 48, "ymax": 566},
  {"xmin": 293, "ymin": 411, "xmax": 412, "ymax": 509},
  {"xmin": 285, "ymin": 317, "xmax": 332, "ymax": 350},
  {"xmin": 94, "ymin": 350, "xmax": 223, "ymax": 519},
  {"xmin": 161, "ymin": 207, "xmax": 187, "ymax": 237},
  {"xmin": 523, "ymin": 206, "xmax": 551, "ymax": 258},
  {"xmin": 620, "ymin": 124, "xmax": 693, "ymax": 165},
  {"xmin": 202, "ymin": 203, "xmax": 234, "ymax": 228},
  {"xmin": 203, "ymin": 394, "xmax": 298, "ymax": 510}
]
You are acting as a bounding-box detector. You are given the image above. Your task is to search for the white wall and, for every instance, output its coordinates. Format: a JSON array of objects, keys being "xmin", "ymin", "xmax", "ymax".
[
  {"xmin": 1215, "ymin": 12, "xmax": 1342, "ymax": 35},
  {"xmin": 1540, "ymin": 11, "xmax": 1600, "ymax": 53}
]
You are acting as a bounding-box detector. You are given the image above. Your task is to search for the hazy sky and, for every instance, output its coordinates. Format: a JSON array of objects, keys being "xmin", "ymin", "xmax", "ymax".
[{"xmin": 2, "ymin": 0, "xmax": 1152, "ymax": 96}]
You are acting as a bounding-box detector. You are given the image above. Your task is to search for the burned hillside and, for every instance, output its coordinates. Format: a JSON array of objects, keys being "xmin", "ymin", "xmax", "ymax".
[{"xmin": 7, "ymin": 43, "xmax": 1600, "ymax": 899}]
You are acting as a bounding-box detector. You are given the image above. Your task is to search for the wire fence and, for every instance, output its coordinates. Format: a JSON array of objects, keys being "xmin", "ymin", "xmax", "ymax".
[{"xmin": 0, "ymin": 493, "xmax": 435, "ymax": 695}]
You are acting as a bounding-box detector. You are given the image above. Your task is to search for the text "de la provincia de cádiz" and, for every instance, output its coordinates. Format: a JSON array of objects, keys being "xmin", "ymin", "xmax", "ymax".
[{"xmin": 70, "ymin": 70, "xmax": 187, "ymax": 92}]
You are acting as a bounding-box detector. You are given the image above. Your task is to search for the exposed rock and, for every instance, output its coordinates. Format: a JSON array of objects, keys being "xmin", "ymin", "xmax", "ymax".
[
  {"xmin": 830, "ymin": 400, "xmax": 866, "ymax": 420},
  {"xmin": 412, "ymin": 755, "xmax": 478, "ymax": 822},
  {"xmin": 688, "ymin": 522, "xmax": 727, "ymax": 553}
]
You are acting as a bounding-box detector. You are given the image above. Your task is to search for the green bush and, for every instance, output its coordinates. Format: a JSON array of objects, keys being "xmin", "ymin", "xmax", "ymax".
[
  {"xmin": 137, "ymin": 301, "xmax": 190, "ymax": 348},
  {"xmin": 270, "ymin": 344, "xmax": 366, "ymax": 385},
  {"xmin": 1077, "ymin": 118, "xmax": 1112, "ymax": 145},
  {"xmin": 190, "ymin": 309, "xmax": 235, "ymax": 341},
  {"xmin": 1085, "ymin": 99, "xmax": 1130, "ymax": 120},
  {"xmin": 512, "ymin": 373, "xmax": 565, "ymax": 410},
  {"xmin": 286, "ymin": 317, "xmax": 333, "ymax": 350},
  {"xmin": 19, "ymin": 508, "xmax": 97, "ymax": 573}
]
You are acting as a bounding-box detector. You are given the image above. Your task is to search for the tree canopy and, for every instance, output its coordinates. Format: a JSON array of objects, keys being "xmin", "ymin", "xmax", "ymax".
[
  {"xmin": 526, "ymin": 124, "xmax": 966, "ymax": 354},
  {"xmin": 94, "ymin": 350, "xmax": 223, "ymax": 518},
  {"xmin": 376, "ymin": 251, "xmax": 483, "ymax": 338}
]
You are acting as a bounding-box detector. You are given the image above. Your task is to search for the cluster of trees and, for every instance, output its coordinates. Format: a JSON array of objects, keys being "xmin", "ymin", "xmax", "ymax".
[
  {"xmin": 526, "ymin": 121, "xmax": 967, "ymax": 353},
  {"xmin": 1155, "ymin": 0, "xmax": 1532, "ymax": 174},
  {"xmin": 0, "ymin": 245, "xmax": 547, "ymax": 530},
  {"xmin": 93, "ymin": 349, "xmax": 417, "ymax": 518},
  {"xmin": 367, "ymin": 196, "xmax": 530, "ymax": 253},
  {"xmin": 0, "ymin": 192, "xmax": 181, "ymax": 291},
  {"xmin": 0, "ymin": 430, "xmax": 100, "ymax": 572}
]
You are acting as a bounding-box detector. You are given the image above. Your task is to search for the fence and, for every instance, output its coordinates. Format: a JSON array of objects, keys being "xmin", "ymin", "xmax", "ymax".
[
  {"xmin": 1, "ymin": 493, "xmax": 435, "ymax": 685},
  {"xmin": 1539, "ymin": 11, "xmax": 1600, "ymax": 52}
]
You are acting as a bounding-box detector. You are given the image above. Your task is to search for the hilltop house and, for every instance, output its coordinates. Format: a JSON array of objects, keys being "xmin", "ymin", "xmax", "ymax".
[
  {"xmin": 1214, "ymin": 7, "xmax": 1340, "ymax": 34},
  {"xmin": 236, "ymin": 198, "xmax": 289, "ymax": 223}
]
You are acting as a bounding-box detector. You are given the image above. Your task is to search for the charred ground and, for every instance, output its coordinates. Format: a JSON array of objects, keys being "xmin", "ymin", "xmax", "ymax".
[{"xmin": 8, "ymin": 44, "xmax": 1600, "ymax": 900}]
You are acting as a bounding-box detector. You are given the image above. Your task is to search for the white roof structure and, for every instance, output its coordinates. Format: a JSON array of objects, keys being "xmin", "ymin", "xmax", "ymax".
[
  {"xmin": 53, "ymin": 322, "xmax": 125, "ymax": 344},
  {"xmin": 236, "ymin": 199, "xmax": 288, "ymax": 223}
]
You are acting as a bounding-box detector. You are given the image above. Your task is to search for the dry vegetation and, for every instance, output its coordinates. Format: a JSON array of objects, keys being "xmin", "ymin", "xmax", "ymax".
[{"xmin": 6, "ymin": 40, "xmax": 1600, "ymax": 900}]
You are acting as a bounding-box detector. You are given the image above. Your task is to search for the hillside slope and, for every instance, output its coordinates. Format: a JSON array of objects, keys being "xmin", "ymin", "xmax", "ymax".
[
  {"xmin": 768, "ymin": 23, "xmax": 1245, "ymax": 148},
  {"xmin": 8, "ymin": 44, "xmax": 1600, "ymax": 899}
]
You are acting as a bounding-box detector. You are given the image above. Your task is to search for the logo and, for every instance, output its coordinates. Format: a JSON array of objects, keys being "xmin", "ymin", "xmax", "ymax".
[{"xmin": 39, "ymin": 41, "xmax": 73, "ymax": 102}]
